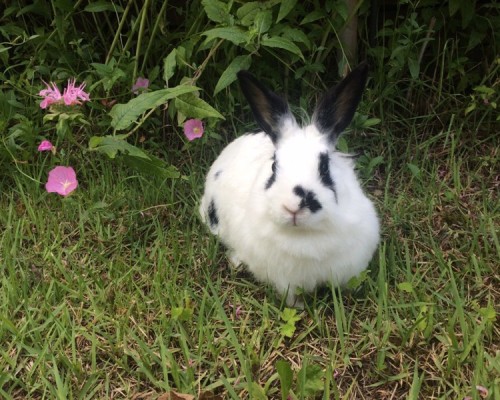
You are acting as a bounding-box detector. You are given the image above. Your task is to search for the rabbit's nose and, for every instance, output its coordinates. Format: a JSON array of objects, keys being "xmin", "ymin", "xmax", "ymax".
[
  {"xmin": 283, "ymin": 205, "xmax": 302, "ymax": 226},
  {"xmin": 293, "ymin": 185, "xmax": 322, "ymax": 213}
]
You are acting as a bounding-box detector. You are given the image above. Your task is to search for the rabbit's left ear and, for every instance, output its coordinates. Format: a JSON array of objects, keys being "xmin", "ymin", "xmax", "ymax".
[
  {"xmin": 312, "ymin": 62, "xmax": 368, "ymax": 144},
  {"xmin": 237, "ymin": 70, "xmax": 294, "ymax": 144}
]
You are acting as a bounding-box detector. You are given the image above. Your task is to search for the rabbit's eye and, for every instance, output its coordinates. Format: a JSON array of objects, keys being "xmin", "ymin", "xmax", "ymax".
[{"xmin": 265, "ymin": 157, "xmax": 277, "ymax": 190}]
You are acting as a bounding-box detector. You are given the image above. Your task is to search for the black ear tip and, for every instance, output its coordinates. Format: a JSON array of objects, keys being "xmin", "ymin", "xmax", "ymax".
[
  {"xmin": 237, "ymin": 70, "xmax": 252, "ymax": 82},
  {"xmin": 350, "ymin": 61, "xmax": 369, "ymax": 80}
]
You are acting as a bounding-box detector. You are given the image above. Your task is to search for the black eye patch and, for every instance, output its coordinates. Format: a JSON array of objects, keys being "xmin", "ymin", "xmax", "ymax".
[
  {"xmin": 318, "ymin": 152, "xmax": 338, "ymax": 202},
  {"xmin": 208, "ymin": 199, "xmax": 219, "ymax": 228},
  {"xmin": 265, "ymin": 154, "xmax": 277, "ymax": 189}
]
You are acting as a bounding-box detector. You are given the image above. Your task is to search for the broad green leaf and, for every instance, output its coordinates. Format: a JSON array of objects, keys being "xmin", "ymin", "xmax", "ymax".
[
  {"xmin": 89, "ymin": 134, "xmax": 150, "ymax": 159},
  {"xmin": 276, "ymin": 360, "xmax": 293, "ymax": 400},
  {"xmin": 109, "ymin": 85, "xmax": 199, "ymax": 130},
  {"xmin": 261, "ymin": 36, "xmax": 303, "ymax": 59},
  {"xmin": 84, "ymin": 1, "xmax": 124, "ymax": 12},
  {"xmin": 478, "ymin": 305, "xmax": 496, "ymax": 322},
  {"xmin": 397, "ymin": 282, "xmax": 414, "ymax": 293},
  {"xmin": 346, "ymin": 270, "xmax": 368, "ymax": 290},
  {"xmin": 361, "ymin": 117, "xmax": 381, "ymax": 128},
  {"xmin": 163, "ymin": 49, "xmax": 177, "ymax": 85},
  {"xmin": 449, "ymin": 0, "xmax": 461, "ymax": 16},
  {"xmin": 214, "ymin": 55, "xmax": 252, "ymax": 95},
  {"xmin": 297, "ymin": 364, "xmax": 324, "ymax": 397},
  {"xmin": 202, "ymin": 27, "xmax": 249, "ymax": 46},
  {"xmin": 300, "ymin": 10, "xmax": 325, "ymax": 25},
  {"xmin": 122, "ymin": 154, "xmax": 180, "ymax": 179},
  {"xmin": 281, "ymin": 307, "xmax": 301, "ymax": 323},
  {"xmin": 281, "ymin": 27, "xmax": 311, "ymax": 48},
  {"xmin": 236, "ymin": 2, "xmax": 261, "ymax": 26},
  {"xmin": 248, "ymin": 382, "xmax": 267, "ymax": 400},
  {"xmin": 254, "ymin": 10, "xmax": 272, "ymax": 34},
  {"xmin": 280, "ymin": 321, "xmax": 296, "ymax": 338},
  {"xmin": 407, "ymin": 163, "xmax": 421, "ymax": 178},
  {"xmin": 175, "ymin": 93, "xmax": 224, "ymax": 119},
  {"xmin": 202, "ymin": 0, "xmax": 230, "ymax": 24},
  {"xmin": 277, "ymin": 0, "xmax": 297, "ymax": 23},
  {"xmin": 408, "ymin": 57, "xmax": 420, "ymax": 80}
]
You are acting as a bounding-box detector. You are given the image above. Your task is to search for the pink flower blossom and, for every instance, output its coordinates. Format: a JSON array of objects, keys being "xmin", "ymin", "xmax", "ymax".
[
  {"xmin": 37, "ymin": 140, "xmax": 53, "ymax": 152},
  {"xmin": 39, "ymin": 82, "xmax": 63, "ymax": 109},
  {"xmin": 45, "ymin": 166, "xmax": 78, "ymax": 197},
  {"xmin": 132, "ymin": 77, "xmax": 149, "ymax": 94},
  {"xmin": 39, "ymin": 79, "xmax": 90, "ymax": 108},
  {"xmin": 183, "ymin": 119, "xmax": 204, "ymax": 141},
  {"xmin": 62, "ymin": 79, "xmax": 90, "ymax": 106}
]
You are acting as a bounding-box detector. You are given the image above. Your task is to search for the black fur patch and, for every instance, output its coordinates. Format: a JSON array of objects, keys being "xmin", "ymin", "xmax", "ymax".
[
  {"xmin": 265, "ymin": 154, "xmax": 277, "ymax": 189},
  {"xmin": 318, "ymin": 152, "xmax": 338, "ymax": 203},
  {"xmin": 293, "ymin": 185, "xmax": 322, "ymax": 213},
  {"xmin": 208, "ymin": 199, "xmax": 219, "ymax": 227}
]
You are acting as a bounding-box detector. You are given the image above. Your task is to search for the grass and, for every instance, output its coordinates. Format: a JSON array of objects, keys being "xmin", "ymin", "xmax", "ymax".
[
  {"xmin": 1, "ymin": 108, "xmax": 498, "ymax": 399},
  {"xmin": 0, "ymin": 2, "xmax": 498, "ymax": 398}
]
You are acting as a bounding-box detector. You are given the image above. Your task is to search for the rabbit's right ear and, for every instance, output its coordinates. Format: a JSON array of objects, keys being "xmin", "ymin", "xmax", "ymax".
[
  {"xmin": 312, "ymin": 62, "xmax": 369, "ymax": 144},
  {"xmin": 237, "ymin": 71, "xmax": 293, "ymax": 144}
]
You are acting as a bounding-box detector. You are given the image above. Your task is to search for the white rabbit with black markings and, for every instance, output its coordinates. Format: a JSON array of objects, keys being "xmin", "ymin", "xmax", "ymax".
[{"xmin": 199, "ymin": 63, "xmax": 380, "ymax": 307}]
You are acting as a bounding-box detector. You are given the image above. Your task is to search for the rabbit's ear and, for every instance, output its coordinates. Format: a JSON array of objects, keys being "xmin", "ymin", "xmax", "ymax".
[
  {"xmin": 312, "ymin": 62, "xmax": 368, "ymax": 144},
  {"xmin": 237, "ymin": 71, "xmax": 294, "ymax": 144}
]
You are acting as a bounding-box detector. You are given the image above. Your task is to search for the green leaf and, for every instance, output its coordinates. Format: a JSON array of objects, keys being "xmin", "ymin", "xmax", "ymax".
[
  {"xmin": 276, "ymin": 360, "xmax": 293, "ymax": 400},
  {"xmin": 254, "ymin": 10, "xmax": 272, "ymax": 34},
  {"xmin": 300, "ymin": 10, "xmax": 325, "ymax": 25},
  {"xmin": 163, "ymin": 49, "xmax": 177, "ymax": 85},
  {"xmin": 236, "ymin": 2, "xmax": 261, "ymax": 26},
  {"xmin": 122, "ymin": 154, "xmax": 180, "ymax": 179},
  {"xmin": 478, "ymin": 305, "xmax": 496, "ymax": 322},
  {"xmin": 397, "ymin": 282, "xmax": 414, "ymax": 293},
  {"xmin": 407, "ymin": 163, "xmax": 421, "ymax": 178},
  {"xmin": 297, "ymin": 364, "xmax": 324, "ymax": 397},
  {"xmin": 202, "ymin": 27, "xmax": 249, "ymax": 46},
  {"xmin": 281, "ymin": 308, "xmax": 301, "ymax": 323},
  {"xmin": 89, "ymin": 135, "xmax": 150, "ymax": 159},
  {"xmin": 408, "ymin": 57, "xmax": 420, "ymax": 80},
  {"xmin": 248, "ymin": 382, "xmax": 267, "ymax": 400},
  {"xmin": 280, "ymin": 322, "xmax": 296, "ymax": 338},
  {"xmin": 84, "ymin": 1, "xmax": 124, "ymax": 12},
  {"xmin": 361, "ymin": 117, "xmax": 381, "ymax": 128},
  {"xmin": 202, "ymin": 0, "xmax": 230, "ymax": 24},
  {"xmin": 279, "ymin": 308, "xmax": 301, "ymax": 337},
  {"xmin": 277, "ymin": 0, "xmax": 297, "ymax": 23},
  {"xmin": 261, "ymin": 36, "xmax": 303, "ymax": 59},
  {"xmin": 346, "ymin": 270, "xmax": 368, "ymax": 290},
  {"xmin": 171, "ymin": 306, "xmax": 193, "ymax": 322},
  {"xmin": 109, "ymin": 85, "xmax": 199, "ymax": 130},
  {"xmin": 214, "ymin": 55, "xmax": 252, "ymax": 95},
  {"xmin": 174, "ymin": 93, "xmax": 224, "ymax": 119},
  {"xmin": 449, "ymin": 0, "xmax": 461, "ymax": 16}
]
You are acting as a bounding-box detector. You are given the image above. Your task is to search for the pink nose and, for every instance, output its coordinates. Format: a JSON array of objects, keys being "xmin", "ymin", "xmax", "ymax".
[{"xmin": 283, "ymin": 206, "xmax": 301, "ymax": 226}]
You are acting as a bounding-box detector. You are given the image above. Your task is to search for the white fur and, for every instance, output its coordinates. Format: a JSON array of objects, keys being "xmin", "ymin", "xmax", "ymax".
[{"xmin": 199, "ymin": 120, "xmax": 379, "ymax": 306}]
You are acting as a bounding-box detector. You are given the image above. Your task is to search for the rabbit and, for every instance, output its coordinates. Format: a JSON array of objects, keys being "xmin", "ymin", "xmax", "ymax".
[{"xmin": 199, "ymin": 62, "xmax": 380, "ymax": 307}]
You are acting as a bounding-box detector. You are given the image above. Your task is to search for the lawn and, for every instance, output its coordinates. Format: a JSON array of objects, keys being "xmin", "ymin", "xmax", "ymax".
[
  {"xmin": 1, "ymin": 108, "xmax": 498, "ymax": 399},
  {"xmin": 0, "ymin": 1, "xmax": 498, "ymax": 399}
]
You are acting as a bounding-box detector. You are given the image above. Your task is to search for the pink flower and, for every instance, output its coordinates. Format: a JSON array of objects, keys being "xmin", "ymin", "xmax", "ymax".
[
  {"xmin": 45, "ymin": 166, "xmax": 78, "ymax": 197},
  {"xmin": 183, "ymin": 119, "xmax": 204, "ymax": 141},
  {"xmin": 37, "ymin": 140, "xmax": 53, "ymax": 152},
  {"xmin": 39, "ymin": 79, "xmax": 90, "ymax": 108},
  {"xmin": 62, "ymin": 78, "xmax": 90, "ymax": 106},
  {"xmin": 39, "ymin": 82, "xmax": 63, "ymax": 109},
  {"xmin": 132, "ymin": 77, "xmax": 149, "ymax": 94}
]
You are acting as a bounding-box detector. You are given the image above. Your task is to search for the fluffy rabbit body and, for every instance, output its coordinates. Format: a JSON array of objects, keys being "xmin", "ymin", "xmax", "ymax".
[{"xmin": 199, "ymin": 63, "xmax": 379, "ymax": 306}]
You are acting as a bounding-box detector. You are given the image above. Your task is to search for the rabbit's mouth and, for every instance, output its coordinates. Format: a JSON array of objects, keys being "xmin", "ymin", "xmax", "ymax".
[{"xmin": 282, "ymin": 206, "xmax": 308, "ymax": 227}]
